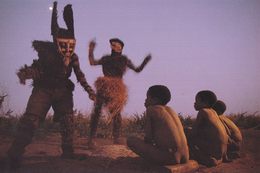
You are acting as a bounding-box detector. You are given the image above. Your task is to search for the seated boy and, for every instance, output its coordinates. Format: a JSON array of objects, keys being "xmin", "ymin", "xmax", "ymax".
[
  {"xmin": 212, "ymin": 100, "xmax": 242, "ymax": 160},
  {"xmin": 190, "ymin": 90, "xmax": 228, "ymax": 167},
  {"xmin": 127, "ymin": 85, "xmax": 189, "ymax": 165}
]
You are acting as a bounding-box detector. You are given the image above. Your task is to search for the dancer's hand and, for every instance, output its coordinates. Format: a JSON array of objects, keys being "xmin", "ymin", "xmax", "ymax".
[
  {"xmin": 89, "ymin": 39, "xmax": 96, "ymax": 51},
  {"xmin": 144, "ymin": 54, "xmax": 152, "ymax": 63},
  {"xmin": 88, "ymin": 91, "xmax": 96, "ymax": 101},
  {"xmin": 17, "ymin": 72, "xmax": 26, "ymax": 85}
]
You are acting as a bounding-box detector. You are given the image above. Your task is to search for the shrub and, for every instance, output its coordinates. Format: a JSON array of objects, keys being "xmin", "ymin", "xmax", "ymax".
[
  {"xmin": 0, "ymin": 113, "xmax": 19, "ymax": 136},
  {"xmin": 227, "ymin": 112, "xmax": 260, "ymax": 129},
  {"xmin": 123, "ymin": 112, "xmax": 145, "ymax": 137},
  {"xmin": 1, "ymin": 111, "xmax": 260, "ymax": 138},
  {"xmin": 178, "ymin": 113, "xmax": 195, "ymax": 128}
]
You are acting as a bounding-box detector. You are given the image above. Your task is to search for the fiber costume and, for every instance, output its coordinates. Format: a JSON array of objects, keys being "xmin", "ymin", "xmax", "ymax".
[
  {"xmin": 7, "ymin": 2, "xmax": 94, "ymax": 167},
  {"xmin": 88, "ymin": 38, "xmax": 151, "ymax": 146}
]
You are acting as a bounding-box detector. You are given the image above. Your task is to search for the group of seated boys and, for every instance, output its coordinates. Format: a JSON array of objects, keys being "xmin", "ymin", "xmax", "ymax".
[{"xmin": 127, "ymin": 85, "xmax": 242, "ymax": 167}]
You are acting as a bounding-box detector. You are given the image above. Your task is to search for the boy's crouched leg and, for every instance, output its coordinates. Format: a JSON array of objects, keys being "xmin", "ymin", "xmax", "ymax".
[
  {"xmin": 127, "ymin": 136, "xmax": 176, "ymax": 165},
  {"xmin": 127, "ymin": 136, "xmax": 147, "ymax": 160}
]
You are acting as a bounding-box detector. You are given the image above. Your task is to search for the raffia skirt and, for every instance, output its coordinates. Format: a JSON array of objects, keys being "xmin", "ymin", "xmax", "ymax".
[{"xmin": 95, "ymin": 76, "xmax": 128, "ymax": 119}]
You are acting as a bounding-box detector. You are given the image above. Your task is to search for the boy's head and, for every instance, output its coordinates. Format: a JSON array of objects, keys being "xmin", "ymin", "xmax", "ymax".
[
  {"xmin": 212, "ymin": 100, "xmax": 226, "ymax": 115},
  {"xmin": 194, "ymin": 90, "xmax": 217, "ymax": 111},
  {"xmin": 145, "ymin": 85, "xmax": 171, "ymax": 107}
]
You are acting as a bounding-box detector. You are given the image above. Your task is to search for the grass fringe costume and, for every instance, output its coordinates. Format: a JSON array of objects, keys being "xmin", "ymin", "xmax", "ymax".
[{"xmin": 88, "ymin": 38, "xmax": 151, "ymax": 146}]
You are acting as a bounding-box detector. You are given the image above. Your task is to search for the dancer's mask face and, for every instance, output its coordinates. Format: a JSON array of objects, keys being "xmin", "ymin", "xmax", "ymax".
[{"xmin": 56, "ymin": 38, "xmax": 76, "ymax": 58}]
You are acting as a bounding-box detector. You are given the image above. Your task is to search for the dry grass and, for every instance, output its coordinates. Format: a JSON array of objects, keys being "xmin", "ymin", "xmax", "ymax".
[{"xmin": 0, "ymin": 110, "xmax": 259, "ymax": 138}]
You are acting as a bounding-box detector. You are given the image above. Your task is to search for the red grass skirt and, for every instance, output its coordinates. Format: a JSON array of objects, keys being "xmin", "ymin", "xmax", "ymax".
[{"xmin": 95, "ymin": 77, "xmax": 128, "ymax": 117}]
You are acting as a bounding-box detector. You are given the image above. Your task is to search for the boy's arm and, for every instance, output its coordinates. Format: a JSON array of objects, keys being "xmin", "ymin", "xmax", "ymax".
[
  {"xmin": 88, "ymin": 40, "xmax": 102, "ymax": 66},
  {"xmin": 191, "ymin": 110, "xmax": 205, "ymax": 137},
  {"xmin": 127, "ymin": 54, "xmax": 151, "ymax": 73},
  {"xmin": 71, "ymin": 54, "xmax": 96, "ymax": 100},
  {"xmin": 144, "ymin": 108, "xmax": 153, "ymax": 144}
]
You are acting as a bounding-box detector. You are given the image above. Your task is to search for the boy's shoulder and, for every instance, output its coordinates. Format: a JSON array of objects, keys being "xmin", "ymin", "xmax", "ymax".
[
  {"xmin": 146, "ymin": 105, "xmax": 166, "ymax": 112},
  {"xmin": 146, "ymin": 105, "xmax": 165, "ymax": 116},
  {"xmin": 197, "ymin": 108, "xmax": 219, "ymax": 120},
  {"xmin": 219, "ymin": 115, "xmax": 227, "ymax": 120},
  {"xmin": 198, "ymin": 108, "xmax": 215, "ymax": 115},
  {"xmin": 146, "ymin": 105, "xmax": 177, "ymax": 117},
  {"xmin": 220, "ymin": 115, "xmax": 237, "ymax": 126}
]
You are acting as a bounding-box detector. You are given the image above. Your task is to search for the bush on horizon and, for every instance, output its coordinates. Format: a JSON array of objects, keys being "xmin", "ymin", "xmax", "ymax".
[{"xmin": 1, "ymin": 110, "xmax": 259, "ymax": 137}]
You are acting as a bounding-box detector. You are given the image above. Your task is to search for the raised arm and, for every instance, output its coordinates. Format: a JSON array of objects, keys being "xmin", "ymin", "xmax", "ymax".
[
  {"xmin": 88, "ymin": 39, "xmax": 101, "ymax": 66},
  {"xmin": 71, "ymin": 54, "xmax": 96, "ymax": 100},
  {"xmin": 127, "ymin": 54, "xmax": 152, "ymax": 73}
]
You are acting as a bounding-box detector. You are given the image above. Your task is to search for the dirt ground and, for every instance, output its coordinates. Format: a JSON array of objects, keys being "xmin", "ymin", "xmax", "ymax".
[{"xmin": 0, "ymin": 129, "xmax": 259, "ymax": 173}]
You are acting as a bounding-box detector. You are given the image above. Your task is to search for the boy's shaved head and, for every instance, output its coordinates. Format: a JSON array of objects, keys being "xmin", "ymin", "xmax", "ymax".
[
  {"xmin": 147, "ymin": 85, "xmax": 171, "ymax": 105},
  {"xmin": 212, "ymin": 100, "xmax": 226, "ymax": 115},
  {"xmin": 196, "ymin": 90, "xmax": 217, "ymax": 107}
]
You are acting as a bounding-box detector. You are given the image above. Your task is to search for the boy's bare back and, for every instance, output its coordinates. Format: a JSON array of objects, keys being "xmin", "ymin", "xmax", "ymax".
[
  {"xmin": 219, "ymin": 115, "xmax": 242, "ymax": 142},
  {"xmin": 193, "ymin": 108, "xmax": 228, "ymax": 158},
  {"xmin": 145, "ymin": 105, "xmax": 189, "ymax": 161}
]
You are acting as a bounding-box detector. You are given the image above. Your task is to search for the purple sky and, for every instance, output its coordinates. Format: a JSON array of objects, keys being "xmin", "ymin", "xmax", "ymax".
[{"xmin": 0, "ymin": 0, "xmax": 260, "ymax": 117}]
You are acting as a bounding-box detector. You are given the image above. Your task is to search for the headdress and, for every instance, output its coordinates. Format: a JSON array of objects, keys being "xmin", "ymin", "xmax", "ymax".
[
  {"xmin": 51, "ymin": 2, "xmax": 76, "ymax": 66},
  {"xmin": 51, "ymin": 1, "xmax": 74, "ymax": 39}
]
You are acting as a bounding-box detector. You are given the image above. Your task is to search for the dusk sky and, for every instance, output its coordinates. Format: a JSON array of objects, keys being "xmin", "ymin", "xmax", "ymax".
[{"xmin": 0, "ymin": 0, "xmax": 260, "ymax": 117}]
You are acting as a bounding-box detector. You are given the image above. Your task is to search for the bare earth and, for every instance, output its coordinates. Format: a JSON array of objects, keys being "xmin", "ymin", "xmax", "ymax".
[{"xmin": 0, "ymin": 129, "xmax": 259, "ymax": 173}]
